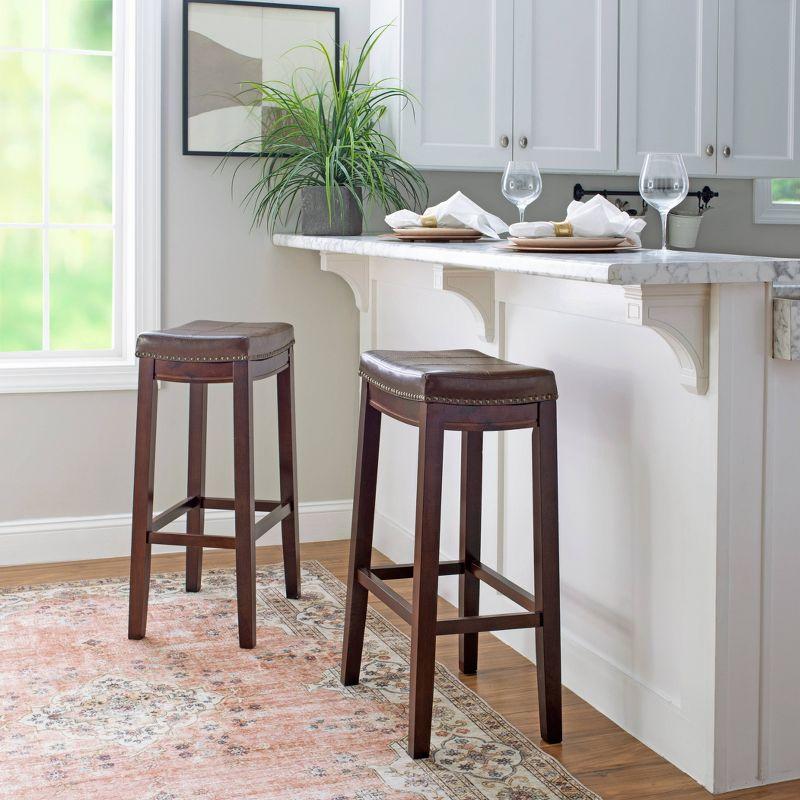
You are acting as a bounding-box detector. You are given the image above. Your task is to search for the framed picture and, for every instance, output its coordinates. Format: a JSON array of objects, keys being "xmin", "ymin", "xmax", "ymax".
[{"xmin": 183, "ymin": 0, "xmax": 340, "ymax": 156}]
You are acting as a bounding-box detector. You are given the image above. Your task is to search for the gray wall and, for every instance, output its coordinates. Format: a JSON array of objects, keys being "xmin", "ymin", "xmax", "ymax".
[
  {"xmin": 1, "ymin": 0, "xmax": 797, "ymax": 530},
  {"xmin": 416, "ymin": 172, "xmax": 800, "ymax": 258}
]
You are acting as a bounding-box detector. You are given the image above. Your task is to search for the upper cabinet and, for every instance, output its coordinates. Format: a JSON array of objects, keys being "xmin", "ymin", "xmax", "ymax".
[
  {"xmin": 372, "ymin": 0, "xmax": 616, "ymax": 172},
  {"xmin": 618, "ymin": 0, "xmax": 719, "ymax": 175},
  {"xmin": 372, "ymin": 0, "xmax": 800, "ymax": 177},
  {"xmin": 716, "ymin": 0, "xmax": 800, "ymax": 177},
  {"xmin": 514, "ymin": 0, "xmax": 618, "ymax": 171},
  {"xmin": 373, "ymin": 0, "xmax": 514, "ymax": 170},
  {"xmin": 621, "ymin": 0, "xmax": 800, "ymax": 178}
]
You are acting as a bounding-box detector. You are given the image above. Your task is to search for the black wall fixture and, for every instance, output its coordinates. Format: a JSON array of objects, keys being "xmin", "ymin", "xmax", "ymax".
[{"xmin": 573, "ymin": 183, "xmax": 719, "ymax": 216}]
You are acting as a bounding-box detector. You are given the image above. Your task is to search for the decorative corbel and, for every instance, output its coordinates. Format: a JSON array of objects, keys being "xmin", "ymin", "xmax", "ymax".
[
  {"xmin": 433, "ymin": 266, "xmax": 496, "ymax": 343},
  {"xmin": 320, "ymin": 253, "xmax": 370, "ymax": 312},
  {"xmin": 623, "ymin": 284, "xmax": 710, "ymax": 395}
]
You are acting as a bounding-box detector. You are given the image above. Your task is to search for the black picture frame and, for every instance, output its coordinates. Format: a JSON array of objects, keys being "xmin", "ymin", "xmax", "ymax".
[{"xmin": 182, "ymin": 0, "xmax": 340, "ymax": 157}]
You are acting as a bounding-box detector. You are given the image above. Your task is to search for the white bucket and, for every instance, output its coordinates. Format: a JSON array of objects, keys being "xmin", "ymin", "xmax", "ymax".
[{"xmin": 668, "ymin": 212, "xmax": 703, "ymax": 249}]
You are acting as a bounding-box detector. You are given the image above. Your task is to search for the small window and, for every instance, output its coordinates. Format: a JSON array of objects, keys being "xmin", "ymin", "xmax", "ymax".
[{"xmin": 754, "ymin": 178, "xmax": 800, "ymax": 224}]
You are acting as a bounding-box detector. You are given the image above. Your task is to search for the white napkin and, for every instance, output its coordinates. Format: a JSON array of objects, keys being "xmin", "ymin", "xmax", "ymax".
[
  {"xmin": 509, "ymin": 194, "xmax": 646, "ymax": 246},
  {"xmin": 386, "ymin": 191, "xmax": 509, "ymax": 240}
]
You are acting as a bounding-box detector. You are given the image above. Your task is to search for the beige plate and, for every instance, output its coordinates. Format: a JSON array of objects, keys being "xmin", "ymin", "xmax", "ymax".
[
  {"xmin": 389, "ymin": 227, "xmax": 483, "ymax": 242},
  {"xmin": 500, "ymin": 242, "xmax": 640, "ymax": 254},
  {"xmin": 510, "ymin": 236, "xmax": 626, "ymax": 249}
]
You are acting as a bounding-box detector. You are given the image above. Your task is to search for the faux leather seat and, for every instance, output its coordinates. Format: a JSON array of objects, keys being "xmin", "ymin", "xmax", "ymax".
[
  {"xmin": 135, "ymin": 320, "xmax": 294, "ymax": 362},
  {"xmin": 359, "ymin": 349, "xmax": 558, "ymax": 405}
]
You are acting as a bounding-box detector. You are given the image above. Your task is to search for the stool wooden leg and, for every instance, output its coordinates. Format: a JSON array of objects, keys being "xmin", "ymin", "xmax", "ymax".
[
  {"xmin": 341, "ymin": 381, "xmax": 381, "ymax": 685},
  {"xmin": 277, "ymin": 350, "xmax": 301, "ymax": 599},
  {"xmin": 128, "ymin": 357, "xmax": 158, "ymax": 640},
  {"xmin": 233, "ymin": 361, "xmax": 257, "ymax": 649},
  {"xmin": 532, "ymin": 400, "xmax": 562, "ymax": 743},
  {"xmin": 185, "ymin": 382, "xmax": 208, "ymax": 593},
  {"xmin": 408, "ymin": 405, "xmax": 445, "ymax": 759},
  {"xmin": 458, "ymin": 430, "xmax": 483, "ymax": 674}
]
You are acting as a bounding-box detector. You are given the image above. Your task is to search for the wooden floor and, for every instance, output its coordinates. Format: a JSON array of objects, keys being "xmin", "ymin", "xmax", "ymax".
[{"xmin": 2, "ymin": 540, "xmax": 798, "ymax": 800}]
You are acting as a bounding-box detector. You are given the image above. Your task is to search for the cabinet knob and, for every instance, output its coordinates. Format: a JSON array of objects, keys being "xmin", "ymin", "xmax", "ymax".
[
  {"xmin": 722, "ymin": 145, "xmax": 732, "ymax": 158},
  {"xmin": 519, "ymin": 136, "xmax": 528, "ymax": 149},
  {"xmin": 705, "ymin": 144, "xmax": 714, "ymax": 156},
  {"xmin": 500, "ymin": 135, "xmax": 509, "ymax": 148}
]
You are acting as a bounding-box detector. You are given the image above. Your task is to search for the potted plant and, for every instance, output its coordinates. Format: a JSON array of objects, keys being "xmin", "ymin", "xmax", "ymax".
[{"xmin": 231, "ymin": 27, "xmax": 427, "ymax": 235}]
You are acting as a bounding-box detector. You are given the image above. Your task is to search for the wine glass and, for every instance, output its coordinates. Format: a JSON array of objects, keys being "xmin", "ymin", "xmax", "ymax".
[
  {"xmin": 502, "ymin": 161, "xmax": 542, "ymax": 223},
  {"xmin": 639, "ymin": 153, "xmax": 689, "ymax": 250}
]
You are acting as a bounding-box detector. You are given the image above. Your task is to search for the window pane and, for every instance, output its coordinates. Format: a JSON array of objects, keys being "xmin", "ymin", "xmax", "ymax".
[
  {"xmin": 49, "ymin": 228, "xmax": 113, "ymax": 350},
  {"xmin": 0, "ymin": 0, "xmax": 43, "ymax": 48},
  {"xmin": 0, "ymin": 53, "xmax": 43, "ymax": 223},
  {"xmin": 772, "ymin": 179, "xmax": 800, "ymax": 204},
  {"xmin": 49, "ymin": 0, "xmax": 113, "ymax": 51},
  {"xmin": 0, "ymin": 229, "xmax": 43, "ymax": 352},
  {"xmin": 50, "ymin": 53, "xmax": 112, "ymax": 224}
]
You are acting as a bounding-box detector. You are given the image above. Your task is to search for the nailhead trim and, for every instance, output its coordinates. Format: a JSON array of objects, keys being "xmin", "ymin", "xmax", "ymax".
[
  {"xmin": 360, "ymin": 372, "xmax": 558, "ymax": 405},
  {"xmin": 135, "ymin": 342, "xmax": 294, "ymax": 363}
]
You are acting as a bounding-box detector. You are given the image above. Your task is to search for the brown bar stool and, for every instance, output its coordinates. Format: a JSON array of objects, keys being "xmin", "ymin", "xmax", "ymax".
[
  {"xmin": 127, "ymin": 320, "xmax": 300, "ymax": 649},
  {"xmin": 341, "ymin": 349, "xmax": 561, "ymax": 759}
]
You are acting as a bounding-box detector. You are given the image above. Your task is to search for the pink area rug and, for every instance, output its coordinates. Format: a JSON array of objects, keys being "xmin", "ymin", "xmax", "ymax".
[{"xmin": 0, "ymin": 561, "xmax": 600, "ymax": 799}]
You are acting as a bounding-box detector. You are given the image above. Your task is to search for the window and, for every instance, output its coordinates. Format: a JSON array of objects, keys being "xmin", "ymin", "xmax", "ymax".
[
  {"xmin": 753, "ymin": 178, "xmax": 800, "ymax": 225},
  {"xmin": 0, "ymin": 0, "xmax": 160, "ymax": 393}
]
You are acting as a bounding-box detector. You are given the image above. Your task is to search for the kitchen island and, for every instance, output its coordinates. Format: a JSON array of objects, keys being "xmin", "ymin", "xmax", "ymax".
[{"xmin": 275, "ymin": 233, "xmax": 800, "ymax": 793}]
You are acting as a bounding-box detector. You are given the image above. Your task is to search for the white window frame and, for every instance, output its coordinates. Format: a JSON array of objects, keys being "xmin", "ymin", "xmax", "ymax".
[
  {"xmin": 0, "ymin": 0, "xmax": 160, "ymax": 394},
  {"xmin": 753, "ymin": 178, "xmax": 800, "ymax": 225}
]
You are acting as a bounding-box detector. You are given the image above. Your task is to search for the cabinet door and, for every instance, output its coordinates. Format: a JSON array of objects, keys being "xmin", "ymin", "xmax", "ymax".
[
  {"xmin": 513, "ymin": 0, "xmax": 618, "ymax": 171},
  {"xmin": 397, "ymin": 0, "xmax": 514, "ymax": 170},
  {"xmin": 717, "ymin": 0, "xmax": 800, "ymax": 177},
  {"xmin": 618, "ymin": 0, "xmax": 718, "ymax": 175}
]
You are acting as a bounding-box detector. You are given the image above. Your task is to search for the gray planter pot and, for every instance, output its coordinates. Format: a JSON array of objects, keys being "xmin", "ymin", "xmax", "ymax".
[{"xmin": 299, "ymin": 186, "xmax": 363, "ymax": 236}]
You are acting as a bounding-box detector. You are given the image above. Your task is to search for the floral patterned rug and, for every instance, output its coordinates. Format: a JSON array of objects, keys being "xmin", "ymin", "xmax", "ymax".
[{"xmin": 0, "ymin": 561, "xmax": 601, "ymax": 800}]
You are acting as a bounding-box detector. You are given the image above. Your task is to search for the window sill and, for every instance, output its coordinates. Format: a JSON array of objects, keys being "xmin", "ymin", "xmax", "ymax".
[{"xmin": 0, "ymin": 360, "xmax": 139, "ymax": 394}]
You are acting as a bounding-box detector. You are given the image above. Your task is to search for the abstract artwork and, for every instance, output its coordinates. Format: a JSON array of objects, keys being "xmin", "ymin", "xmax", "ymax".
[{"xmin": 183, "ymin": 0, "xmax": 339, "ymax": 156}]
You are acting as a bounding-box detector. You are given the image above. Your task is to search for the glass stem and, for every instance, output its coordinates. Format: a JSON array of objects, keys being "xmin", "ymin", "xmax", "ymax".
[
  {"xmin": 660, "ymin": 211, "xmax": 668, "ymax": 250},
  {"xmin": 518, "ymin": 205, "xmax": 525, "ymax": 224}
]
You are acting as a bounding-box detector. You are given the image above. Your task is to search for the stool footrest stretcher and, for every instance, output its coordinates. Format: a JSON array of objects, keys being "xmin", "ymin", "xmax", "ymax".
[
  {"xmin": 357, "ymin": 560, "xmax": 542, "ymax": 636},
  {"xmin": 147, "ymin": 497, "xmax": 291, "ymax": 548}
]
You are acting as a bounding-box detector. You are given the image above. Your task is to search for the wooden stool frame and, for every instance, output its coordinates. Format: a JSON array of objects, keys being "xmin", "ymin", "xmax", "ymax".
[
  {"xmin": 128, "ymin": 347, "xmax": 300, "ymax": 649},
  {"xmin": 341, "ymin": 380, "xmax": 561, "ymax": 759}
]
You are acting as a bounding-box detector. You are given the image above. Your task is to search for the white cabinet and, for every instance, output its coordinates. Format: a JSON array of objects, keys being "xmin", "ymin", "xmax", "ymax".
[
  {"xmin": 374, "ymin": 0, "xmax": 800, "ymax": 177},
  {"xmin": 514, "ymin": 0, "xmax": 618, "ymax": 171},
  {"xmin": 372, "ymin": 0, "xmax": 617, "ymax": 172},
  {"xmin": 620, "ymin": 0, "xmax": 800, "ymax": 178},
  {"xmin": 619, "ymin": 0, "xmax": 718, "ymax": 175},
  {"xmin": 717, "ymin": 0, "xmax": 800, "ymax": 177},
  {"xmin": 372, "ymin": 0, "xmax": 514, "ymax": 170}
]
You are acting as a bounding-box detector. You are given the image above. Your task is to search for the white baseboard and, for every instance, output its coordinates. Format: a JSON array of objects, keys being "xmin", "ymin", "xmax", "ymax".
[{"xmin": 0, "ymin": 500, "xmax": 352, "ymax": 567}]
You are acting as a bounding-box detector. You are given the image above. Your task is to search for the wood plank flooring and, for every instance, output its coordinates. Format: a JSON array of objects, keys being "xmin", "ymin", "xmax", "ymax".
[{"xmin": 2, "ymin": 540, "xmax": 798, "ymax": 800}]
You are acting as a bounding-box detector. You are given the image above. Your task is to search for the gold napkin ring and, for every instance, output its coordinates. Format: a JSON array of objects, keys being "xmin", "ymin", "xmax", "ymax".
[
  {"xmin": 551, "ymin": 220, "xmax": 573, "ymax": 237},
  {"xmin": 420, "ymin": 215, "xmax": 438, "ymax": 228}
]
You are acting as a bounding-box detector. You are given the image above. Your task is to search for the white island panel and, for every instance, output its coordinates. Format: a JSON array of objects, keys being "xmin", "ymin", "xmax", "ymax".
[{"xmin": 274, "ymin": 234, "xmax": 800, "ymax": 793}]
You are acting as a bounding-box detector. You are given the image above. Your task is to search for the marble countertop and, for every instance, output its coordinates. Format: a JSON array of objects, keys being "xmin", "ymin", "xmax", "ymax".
[{"xmin": 273, "ymin": 233, "xmax": 800, "ymax": 286}]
